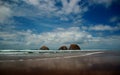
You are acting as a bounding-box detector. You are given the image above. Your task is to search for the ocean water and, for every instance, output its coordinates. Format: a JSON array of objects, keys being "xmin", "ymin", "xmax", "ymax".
[
  {"xmin": 0, "ymin": 49, "xmax": 104, "ymax": 61},
  {"xmin": 0, "ymin": 49, "xmax": 120, "ymax": 63},
  {"xmin": 0, "ymin": 50, "xmax": 83, "ymax": 55},
  {"xmin": 0, "ymin": 49, "xmax": 102, "ymax": 55}
]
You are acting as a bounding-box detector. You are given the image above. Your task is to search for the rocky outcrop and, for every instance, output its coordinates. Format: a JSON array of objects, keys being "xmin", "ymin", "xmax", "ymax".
[
  {"xmin": 69, "ymin": 44, "xmax": 81, "ymax": 50},
  {"xmin": 40, "ymin": 45, "xmax": 49, "ymax": 50},
  {"xmin": 58, "ymin": 46, "xmax": 68, "ymax": 50}
]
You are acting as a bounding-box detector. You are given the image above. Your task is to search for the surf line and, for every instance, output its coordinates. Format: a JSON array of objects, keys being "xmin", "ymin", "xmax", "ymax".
[
  {"xmin": 34, "ymin": 52, "xmax": 104, "ymax": 60},
  {"xmin": 0, "ymin": 52, "xmax": 103, "ymax": 62},
  {"xmin": 63, "ymin": 52, "xmax": 103, "ymax": 58}
]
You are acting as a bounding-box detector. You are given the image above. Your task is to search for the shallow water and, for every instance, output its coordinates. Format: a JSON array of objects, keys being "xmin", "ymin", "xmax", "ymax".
[
  {"xmin": 0, "ymin": 50, "xmax": 100, "ymax": 61},
  {"xmin": 0, "ymin": 49, "xmax": 102, "ymax": 54}
]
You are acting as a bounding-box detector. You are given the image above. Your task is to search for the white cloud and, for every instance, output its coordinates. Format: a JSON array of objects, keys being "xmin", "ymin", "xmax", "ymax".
[
  {"xmin": 92, "ymin": 36, "xmax": 120, "ymax": 49},
  {"xmin": 25, "ymin": 27, "xmax": 92, "ymax": 48},
  {"xmin": 22, "ymin": 0, "xmax": 88, "ymax": 20},
  {"xmin": 0, "ymin": 0, "xmax": 88, "ymax": 23},
  {"xmin": 23, "ymin": 0, "xmax": 39, "ymax": 6},
  {"xmin": 0, "ymin": 27, "xmax": 120, "ymax": 49},
  {"xmin": 0, "ymin": 5, "xmax": 12, "ymax": 23},
  {"xmin": 89, "ymin": 24, "xmax": 120, "ymax": 31},
  {"xmin": 89, "ymin": 0, "xmax": 114, "ymax": 8},
  {"xmin": 0, "ymin": 32, "xmax": 16, "ymax": 41},
  {"xmin": 61, "ymin": 0, "xmax": 80, "ymax": 14},
  {"xmin": 23, "ymin": 0, "xmax": 57, "ymax": 12},
  {"xmin": 60, "ymin": 0, "xmax": 88, "ymax": 15},
  {"xmin": 0, "ymin": 27, "xmax": 92, "ymax": 49}
]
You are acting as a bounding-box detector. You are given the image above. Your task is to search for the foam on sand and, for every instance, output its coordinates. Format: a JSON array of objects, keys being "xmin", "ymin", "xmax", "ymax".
[{"xmin": 0, "ymin": 51, "xmax": 103, "ymax": 62}]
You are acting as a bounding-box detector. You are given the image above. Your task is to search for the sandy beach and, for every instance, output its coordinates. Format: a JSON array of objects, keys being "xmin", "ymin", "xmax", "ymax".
[{"xmin": 0, "ymin": 51, "xmax": 120, "ymax": 75}]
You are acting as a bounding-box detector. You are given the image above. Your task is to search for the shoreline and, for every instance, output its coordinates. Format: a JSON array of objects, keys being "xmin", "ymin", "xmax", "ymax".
[
  {"xmin": 0, "ymin": 51, "xmax": 120, "ymax": 75},
  {"xmin": 0, "ymin": 51, "xmax": 103, "ymax": 62}
]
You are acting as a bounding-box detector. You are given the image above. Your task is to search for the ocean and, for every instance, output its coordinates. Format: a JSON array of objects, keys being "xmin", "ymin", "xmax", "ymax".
[
  {"xmin": 0, "ymin": 49, "xmax": 102, "ymax": 61},
  {"xmin": 0, "ymin": 49, "xmax": 100, "ymax": 55}
]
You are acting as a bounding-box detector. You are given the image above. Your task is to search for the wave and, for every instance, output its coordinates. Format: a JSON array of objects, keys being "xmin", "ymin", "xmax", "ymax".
[
  {"xmin": 0, "ymin": 49, "xmax": 115, "ymax": 55},
  {"xmin": 0, "ymin": 49, "xmax": 95, "ymax": 55}
]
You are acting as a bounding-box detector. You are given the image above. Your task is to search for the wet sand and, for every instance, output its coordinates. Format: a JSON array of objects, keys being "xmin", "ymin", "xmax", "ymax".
[{"xmin": 0, "ymin": 51, "xmax": 120, "ymax": 75}]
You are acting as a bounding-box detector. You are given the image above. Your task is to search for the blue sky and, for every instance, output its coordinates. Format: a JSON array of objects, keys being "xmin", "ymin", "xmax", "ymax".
[{"xmin": 0, "ymin": 0, "xmax": 120, "ymax": 50}]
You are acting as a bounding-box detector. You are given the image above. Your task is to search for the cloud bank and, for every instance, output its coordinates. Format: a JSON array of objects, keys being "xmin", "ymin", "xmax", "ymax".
[{"xmin": 0, "ymin": 27, "xmax": 120, "ymax": 50}]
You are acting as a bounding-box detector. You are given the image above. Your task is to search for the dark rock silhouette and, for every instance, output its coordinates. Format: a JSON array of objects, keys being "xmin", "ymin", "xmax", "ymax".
[
  {"xmin": 40, "ymin": 45, "xmax": 49, "ymax": 50},
  {"xmin": 58, "ymin": 46, "xmax": 68, "ymax": 50},
  {"xmin": 69, "ymin": 44, "xmax": 81, "ymax": 50}
]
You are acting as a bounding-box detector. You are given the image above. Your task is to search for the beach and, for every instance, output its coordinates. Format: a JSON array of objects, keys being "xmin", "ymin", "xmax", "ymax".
[{"xmin": 0, "ymin": 50, "xmax": 120, "ymax": 75}]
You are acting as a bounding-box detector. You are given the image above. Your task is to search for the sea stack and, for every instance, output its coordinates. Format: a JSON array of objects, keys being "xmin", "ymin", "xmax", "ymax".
[
  {"xmin": 40, "ymin": 45, "xmax": 49, "ymax": 50},
  {"xmin": 69, "ymin": 44, "xmax": 81, "ymax": 50},
  {"xmin": 58, "ymin": 46, "xmax": 68, "ymax": 50}
]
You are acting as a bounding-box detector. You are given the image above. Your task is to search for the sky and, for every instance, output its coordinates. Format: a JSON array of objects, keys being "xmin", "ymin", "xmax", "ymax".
[{"xmin": 0, "ymin": 0, "xmax": 120, "ymax": 50}]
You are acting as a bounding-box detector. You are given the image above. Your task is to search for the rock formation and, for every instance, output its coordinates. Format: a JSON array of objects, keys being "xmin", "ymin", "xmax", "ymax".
[
  {"xmin": 58, "ymin": 46, "xmax": 68, "ymax": 50},
  {"xmin": 40, "ymin": 45, "xmax": 49, "ymax": 50},
  {"xmin": 69, "ymin": 44, "xmax": 81, "ymax": 50}
]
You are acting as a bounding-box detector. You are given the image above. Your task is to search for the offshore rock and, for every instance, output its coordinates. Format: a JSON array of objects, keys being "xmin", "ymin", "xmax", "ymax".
[
  {"xmin": 58, "ymin": 46, "xmax": 68, "ymax": 50},
  {"xmin": 40, "ymin": 45, "xmax": 49, "ymax": 50},
  {"xmin": 69, "ymin": 44, "xmax": 81, "ymax": 50}
]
